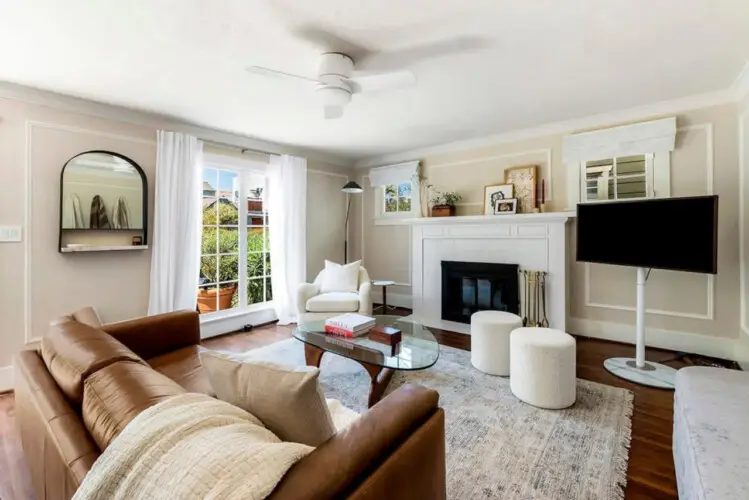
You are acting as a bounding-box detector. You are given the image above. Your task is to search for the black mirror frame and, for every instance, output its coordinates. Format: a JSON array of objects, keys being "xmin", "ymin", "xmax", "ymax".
[{"xmin": 58, "ymin": 150, "xmax": 148, "ymax": 252}]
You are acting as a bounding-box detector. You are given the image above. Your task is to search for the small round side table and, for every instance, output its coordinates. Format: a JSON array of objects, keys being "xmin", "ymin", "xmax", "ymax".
[{"xmin": 372, "ymin": 280, "xmax": 396, "ymax": 311}]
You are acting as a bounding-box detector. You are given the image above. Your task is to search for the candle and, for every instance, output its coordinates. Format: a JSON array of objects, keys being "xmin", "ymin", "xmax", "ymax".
[{"xmin": 541, "ymin": 179, "xmax": 545, "ymax": 205}]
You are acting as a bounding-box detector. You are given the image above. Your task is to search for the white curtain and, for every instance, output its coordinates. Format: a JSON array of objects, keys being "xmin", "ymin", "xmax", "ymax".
[
  {"xmin": 268, "ymin": 154, "xmax": 307, "ymax": 324},
  {"xmin": 148, "ymin": 131, "xmax": 203, "ymax": 315}
]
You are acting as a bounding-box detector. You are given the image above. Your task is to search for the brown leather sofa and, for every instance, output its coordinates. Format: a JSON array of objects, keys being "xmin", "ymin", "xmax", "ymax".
[{"xmin": 14, "ymin": 310, "xmax": 446, "ymax": 500}]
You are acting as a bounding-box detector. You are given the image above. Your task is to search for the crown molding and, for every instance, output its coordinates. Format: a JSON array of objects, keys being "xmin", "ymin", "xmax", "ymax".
[
  {"xmin": 354, "ymin": 88, "xmax": 737, "ymax": 168},
  {"xmin": 733, "ymin": 59, "xmax": 749, "ymax": 104},
  {"xmin": 0, "ymin": 81, "xmax": 352, "ymax": 167}
]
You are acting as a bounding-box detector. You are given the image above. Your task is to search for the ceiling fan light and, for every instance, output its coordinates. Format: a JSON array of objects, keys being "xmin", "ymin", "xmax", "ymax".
[{"xmin": 317, "ymin": 85, "xmax": 351, "ymax": 119}]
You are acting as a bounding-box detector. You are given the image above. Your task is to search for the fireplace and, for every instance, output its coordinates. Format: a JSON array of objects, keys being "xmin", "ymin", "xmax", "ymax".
[{"xmin": 441, "ymin": 261, "xmax": 519, "ymax": 324}]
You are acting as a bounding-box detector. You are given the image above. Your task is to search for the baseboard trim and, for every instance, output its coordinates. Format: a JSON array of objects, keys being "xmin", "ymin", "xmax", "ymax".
[
  {"xmin": 0, "ymin": 365, "xmax": 13, "ymax": 392},
  {"xmin": 372, "ymin": 291, "xmax": 413, "ymax": 310},
  {"xmin": 200, "ymin": 308, "xmax": 278, "ymax": 340},
  {"xmin": 568, "ymin": 317, "xmax": 736, "ymax": 360}
]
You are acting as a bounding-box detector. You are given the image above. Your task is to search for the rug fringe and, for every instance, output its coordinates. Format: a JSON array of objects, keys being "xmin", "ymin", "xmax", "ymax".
[{"xmin": 612, "ymin": 389, "xmax": 635, "ymax": 500}]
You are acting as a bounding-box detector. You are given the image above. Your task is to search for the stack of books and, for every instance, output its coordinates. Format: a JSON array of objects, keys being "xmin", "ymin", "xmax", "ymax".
[{"xmin": 324, "ymin": 313, "xmax": 376, "ymax": 338}]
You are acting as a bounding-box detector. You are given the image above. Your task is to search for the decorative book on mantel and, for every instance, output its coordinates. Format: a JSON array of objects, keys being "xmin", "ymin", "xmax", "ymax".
[{"xmin": 324, "ymin": 313, "xmax": 376, "ymax": 338}]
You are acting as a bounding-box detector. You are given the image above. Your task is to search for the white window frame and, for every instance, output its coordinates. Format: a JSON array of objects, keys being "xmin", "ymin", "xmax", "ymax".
[
  {"xmin": 200, "ymin": 154, "xmax": 273, "ymax": 322},
  {"xmin": 374, "ymin": 179, "xmax": 420, "ymax": 225},
  {"xmin": 579, "ymin": 154, "xmax": 655, "ymax": 203},
  {"xmin": 569, "ymin": 152, "xmax": 670, "ymax": 207}
]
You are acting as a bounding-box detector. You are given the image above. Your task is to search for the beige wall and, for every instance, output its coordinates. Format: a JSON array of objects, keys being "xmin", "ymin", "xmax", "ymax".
[
  {"xmin": 738, "ymin": 94, "xmax": 749, "ymax": 365},
  {"xmin": 0, "ymin": 96, "xmax": 353, "ymax": 370},
  {"xmin": 306, "ymin": 160, "xmax": 353, "ymax": 280},
  {"xmin": 356, "ymin": 103, "xmax": 743, "ymax": 357},
  {"xmin": 0, "ymin": 98, "xmax": 157, "ymax": 368}
]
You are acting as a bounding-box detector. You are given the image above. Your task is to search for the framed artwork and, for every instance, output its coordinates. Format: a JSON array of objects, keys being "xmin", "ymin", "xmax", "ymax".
[
  {"xmin": 494, "ymin": 198, "xmax": 517, "ymax": 214},
  {"xmin": 483, "ymin": 184, "xmax": 514, "ymax": 215},
  {"xmin": 504, "ymin": 165, "xmax": 537, "ymax": 213}
]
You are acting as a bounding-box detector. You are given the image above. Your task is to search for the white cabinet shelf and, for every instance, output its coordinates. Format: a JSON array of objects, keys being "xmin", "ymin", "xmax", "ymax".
[{"xmin": 60, "ymin": 245, "xmax": 148, "ymax": 253}]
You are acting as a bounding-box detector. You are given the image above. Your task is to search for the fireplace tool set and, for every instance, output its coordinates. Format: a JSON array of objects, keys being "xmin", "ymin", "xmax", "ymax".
[{"xmin": 519, "ymin": 270, "xmax": 549, "ymax": 327}]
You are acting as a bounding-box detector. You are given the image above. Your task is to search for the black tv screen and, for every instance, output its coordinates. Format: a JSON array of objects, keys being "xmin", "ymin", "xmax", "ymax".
[{"xmin": 576, "ymin": 195, "xmax": 718, "ymax": 274}]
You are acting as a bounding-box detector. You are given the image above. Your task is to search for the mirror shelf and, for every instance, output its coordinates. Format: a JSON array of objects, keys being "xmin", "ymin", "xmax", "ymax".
[
  {"xmin": 60, "ymin": 245, "xmax": 149, "ymax": 253},
  {"xmin": 61, "ymin": 228, "xmax": 145, "ymax": 231}
]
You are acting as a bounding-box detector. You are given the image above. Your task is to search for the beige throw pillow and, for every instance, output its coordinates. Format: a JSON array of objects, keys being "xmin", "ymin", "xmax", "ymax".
[{"xmin": 199, "ymin": 350, "xmax": 336, "ymax": 446}]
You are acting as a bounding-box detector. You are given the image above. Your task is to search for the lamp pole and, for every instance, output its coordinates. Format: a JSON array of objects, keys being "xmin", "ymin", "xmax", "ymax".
[{"xmin": 341, "ymin": 181, "xmax": 363, "ymax": 264}]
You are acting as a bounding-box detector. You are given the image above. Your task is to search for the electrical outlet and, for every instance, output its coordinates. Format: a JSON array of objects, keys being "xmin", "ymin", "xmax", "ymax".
[{"xmin": 0, "ymin": 226, "xmax": 22, "ymax": 242}]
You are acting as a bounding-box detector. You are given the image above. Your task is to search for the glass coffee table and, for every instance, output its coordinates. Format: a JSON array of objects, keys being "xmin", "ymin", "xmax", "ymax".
[{"xmin": 293, "ymin": 315, "xmax": 440, "ymax": 407}]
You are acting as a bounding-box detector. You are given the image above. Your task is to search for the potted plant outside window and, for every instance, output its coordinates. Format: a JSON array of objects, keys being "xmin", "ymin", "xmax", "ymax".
[{"xmin": 429, "ymin": 187, "xmax": 462, "ymax": 217}]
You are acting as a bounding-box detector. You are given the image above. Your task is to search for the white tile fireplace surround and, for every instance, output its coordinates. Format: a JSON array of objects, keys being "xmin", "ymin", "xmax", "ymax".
[{"xmin": 406, "ymin": 212, "xmax": 576, "ymax": 335}]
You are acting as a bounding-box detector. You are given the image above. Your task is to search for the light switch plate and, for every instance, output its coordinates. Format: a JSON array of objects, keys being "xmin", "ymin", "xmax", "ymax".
[{"xmin": 0, "ymin": 226, "xmax": 23, "ymax": 242}]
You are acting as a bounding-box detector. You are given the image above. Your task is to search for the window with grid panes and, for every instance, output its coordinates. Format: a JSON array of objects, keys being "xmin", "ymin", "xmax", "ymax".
[
  {"xmin": 582, "ymin": 154, "xmax": 651, "ymax": 202},
  {"xmin": 199, "ymin": 168, "xmax": 271, "ymax": 315},
  {"xmin": 383, "ymin": 181, "xmax": 412, "ymax": 214}
]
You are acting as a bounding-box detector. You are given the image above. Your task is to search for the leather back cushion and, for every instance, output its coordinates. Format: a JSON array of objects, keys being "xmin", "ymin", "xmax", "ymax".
[
  {"xmin": 82, "ymin": 361, "xmax": 186, "ymax": 450},
  {"xmin": 41, "ymin": 320, "xmax": 146, "ymax": 405}
]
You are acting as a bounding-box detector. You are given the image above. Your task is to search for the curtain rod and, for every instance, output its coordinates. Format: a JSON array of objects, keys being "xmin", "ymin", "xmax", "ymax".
[{"xmin": 203, "ymin": 139, "xmax": 273, "ymax": 157}]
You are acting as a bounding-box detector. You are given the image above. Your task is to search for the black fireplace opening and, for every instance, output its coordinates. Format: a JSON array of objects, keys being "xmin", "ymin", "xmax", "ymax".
[{"xmin": 441, "ymin": 261, "xmax": 519, "ymax": 324}]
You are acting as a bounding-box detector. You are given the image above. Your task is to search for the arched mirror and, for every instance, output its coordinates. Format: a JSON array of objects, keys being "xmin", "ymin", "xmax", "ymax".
[{"xmin": 59, "ymin": 151, "xmax": 148, "ymax": 252}]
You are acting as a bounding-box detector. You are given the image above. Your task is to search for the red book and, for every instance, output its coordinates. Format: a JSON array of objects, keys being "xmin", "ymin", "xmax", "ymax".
[{"xmin": 324, "ymin": 324, "xmax": 355, "ymax": 338}]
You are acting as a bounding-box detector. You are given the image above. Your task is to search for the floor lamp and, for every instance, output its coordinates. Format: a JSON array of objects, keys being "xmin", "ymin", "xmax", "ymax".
[{"xmin": 341, "ymin": 181, "xmax": 363, "ymax": 263}]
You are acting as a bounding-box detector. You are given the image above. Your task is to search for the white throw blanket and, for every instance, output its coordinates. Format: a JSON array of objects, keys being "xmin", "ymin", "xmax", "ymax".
[{"xmin": 74, "ymin": 393, "xmax": 313, "ymax": 500}]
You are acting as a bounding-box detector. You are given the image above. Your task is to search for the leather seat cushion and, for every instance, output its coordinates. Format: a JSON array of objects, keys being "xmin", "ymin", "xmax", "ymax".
[
  {"xmin": 306, "ymin": 292, "xmax": 360, "ymax": 313},
  {"xmin": 148, "ymin": 345, "xmax": 215, "ymax": 396},
  {"xmin": 82, "ymin": 361, "xmax": 186, "ymax": 450},
  {"xmin": 41, "ymin": 320, "xmax": 147, "ymax": 405}
]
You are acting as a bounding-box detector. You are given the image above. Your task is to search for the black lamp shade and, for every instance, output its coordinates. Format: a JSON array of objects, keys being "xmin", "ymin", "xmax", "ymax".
[{"xmin": 341, "ymin": 181, "xmax": 363, "ymax": 194}]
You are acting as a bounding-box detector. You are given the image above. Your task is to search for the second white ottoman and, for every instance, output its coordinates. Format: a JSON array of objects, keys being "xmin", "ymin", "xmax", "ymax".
[
  {"xmin": 510, "ymin": 327, "xmax": 577, "ymax": 409},
  {"xmin": 470, "ymin": 311, "xmax": 523, "ymax": 376}
]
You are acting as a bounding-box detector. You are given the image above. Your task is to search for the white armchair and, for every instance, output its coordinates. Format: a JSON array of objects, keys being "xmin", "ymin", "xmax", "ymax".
[{"xmin": 297, "ymin": 266, "xmax": 372, "ymax": 323}]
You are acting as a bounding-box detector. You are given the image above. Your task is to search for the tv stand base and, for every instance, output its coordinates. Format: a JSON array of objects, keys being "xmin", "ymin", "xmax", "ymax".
[{"xmin": 603, "ymin": 357, "xmax": 677, "ymax": 389}]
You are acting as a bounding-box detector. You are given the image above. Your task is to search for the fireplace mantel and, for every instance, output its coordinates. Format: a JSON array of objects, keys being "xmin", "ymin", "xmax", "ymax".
[
  {"xmin": 404, "ymin": 211, "xmax": 576, "ymax": 225},
  {"xmin": 408, "ymin": 211, "xmax": 574, "ymax": 335}
]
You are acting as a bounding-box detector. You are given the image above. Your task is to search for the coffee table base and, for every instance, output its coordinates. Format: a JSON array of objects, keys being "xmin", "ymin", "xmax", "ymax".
[{"xmin": 304, "ymin": 343, "xmax": 394, "ymax": 408}]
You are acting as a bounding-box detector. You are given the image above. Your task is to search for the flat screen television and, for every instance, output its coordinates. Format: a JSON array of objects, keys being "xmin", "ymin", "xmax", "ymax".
[{"xmin": 576, "ymin": 195, "xmax": 718, "ymax": 274}]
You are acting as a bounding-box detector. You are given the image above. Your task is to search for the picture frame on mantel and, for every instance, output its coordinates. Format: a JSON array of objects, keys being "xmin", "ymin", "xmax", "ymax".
[
  {"xmin": 483, "ymin": 183, "xmax": 514, "ymax": 215},
  {"xmin": 494, "ymin": 198, "xmax": 518, "ymax": 214},
  {"xmin": 504, "ymin": 165, "xmax": 537, "ymax": 213}
]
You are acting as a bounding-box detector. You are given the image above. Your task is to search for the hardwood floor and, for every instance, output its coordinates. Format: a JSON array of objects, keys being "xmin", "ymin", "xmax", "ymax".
[
  {"xmin": 0, "ymin": 392, "xmax": 35, "ymax": 500},
  {"xmin": 0, "ymin": 312, "xmax": 738, "ymax": 499}
]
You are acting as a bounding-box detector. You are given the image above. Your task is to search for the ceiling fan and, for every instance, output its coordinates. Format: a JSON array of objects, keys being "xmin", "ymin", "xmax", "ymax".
[{"xmin": 246, "ymin": 25, "xmax": 487, "ymax": 119}]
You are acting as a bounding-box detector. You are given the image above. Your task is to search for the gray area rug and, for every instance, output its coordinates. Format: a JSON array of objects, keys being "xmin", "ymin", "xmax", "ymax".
[{"xmin": 234, "ymin": 339, "xmax": 633, "ymax": 500}]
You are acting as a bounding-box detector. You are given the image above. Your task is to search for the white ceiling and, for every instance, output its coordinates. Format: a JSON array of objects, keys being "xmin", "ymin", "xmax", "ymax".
[{"xmin": 1, "ymin": 0, "xmax": 748, "ymax": 163}]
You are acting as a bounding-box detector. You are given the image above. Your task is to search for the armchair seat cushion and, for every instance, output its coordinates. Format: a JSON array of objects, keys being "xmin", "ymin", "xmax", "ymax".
[{"xmin": 306, "ymin": 292, "xmax": 360, "ymax": 313}]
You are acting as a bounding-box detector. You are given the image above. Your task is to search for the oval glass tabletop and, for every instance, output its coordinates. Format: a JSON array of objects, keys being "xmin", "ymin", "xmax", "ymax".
[{"xmin": 293, "ymin": 315, "xmax": 440, "ymax": 371}]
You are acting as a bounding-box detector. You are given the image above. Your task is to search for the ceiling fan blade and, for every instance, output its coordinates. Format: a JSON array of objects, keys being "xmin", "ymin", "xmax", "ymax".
[
  {"xmin": 357, "ymin": 36, "xmax": 490, "ymax": 72},
  {"xmin": 246, "ymin": 66, "xmax": 318, "ymax": 84},
  {"xmin": 323, "ymin": 106, "xmax": 344, "ymax": 120},
  {"xmin": 292, "ymin": 24, "xmax": 375, "ymax": 61},
  {"xmin": 349, "ymin": 71, "xmax": 416, "ymax": 94}
]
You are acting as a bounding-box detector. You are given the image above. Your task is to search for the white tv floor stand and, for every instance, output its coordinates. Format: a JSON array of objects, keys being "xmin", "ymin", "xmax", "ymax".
[{"xmin": 602, "ymin": 267, "xmax": 678, "ymax": 389}]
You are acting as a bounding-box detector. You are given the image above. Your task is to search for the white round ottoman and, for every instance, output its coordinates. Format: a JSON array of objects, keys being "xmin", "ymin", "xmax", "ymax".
[
  {"xmin": 470, "ymin": 311, "xmax": 523, "ymax": 376},
  {"xmin": 510, "ymin": 327, "xmax": 577, "ymax": 409}
]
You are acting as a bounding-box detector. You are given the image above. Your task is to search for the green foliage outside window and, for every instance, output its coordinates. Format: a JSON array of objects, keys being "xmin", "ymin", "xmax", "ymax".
[
  {"xmin": 384, "ymin": 182, "xmax": 412, "ymax": 213},
  {"xmin": 200, "ymin": 203, "xmax": 271, "ymax": 305}
]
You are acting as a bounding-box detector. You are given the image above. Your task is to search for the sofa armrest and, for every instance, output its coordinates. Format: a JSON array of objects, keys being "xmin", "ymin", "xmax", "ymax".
[
  {"xmin": 100, "ymin": 310, "xmax": 200, "ymax": 360},
  {"xmin": 358, "ymin": 281, "xmax": 372, "ymax": 316},
  {"xmin": 268, "ymin": 384, "xmax": 441, "ymax": 500},
  {"xmin": 297, "ymin": 283, "xmax": 320, "ymax": 315}
]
